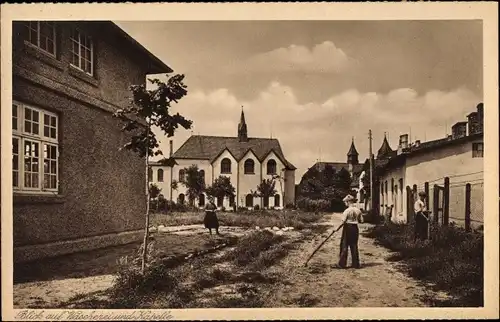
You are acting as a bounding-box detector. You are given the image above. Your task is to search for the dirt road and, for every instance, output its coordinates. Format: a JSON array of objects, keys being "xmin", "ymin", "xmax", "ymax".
[{"xmin": 266, "ymin": 213, "xmax": 450, "ymax": 307}]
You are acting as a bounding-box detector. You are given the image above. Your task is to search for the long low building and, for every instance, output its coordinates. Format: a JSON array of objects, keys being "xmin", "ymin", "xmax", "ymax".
[{"xmin": 378, "ymin": 103, "xmax": 484, "ymax": 226}]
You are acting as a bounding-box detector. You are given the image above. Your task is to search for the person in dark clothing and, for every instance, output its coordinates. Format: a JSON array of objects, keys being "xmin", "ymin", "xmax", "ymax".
[
  {"xmin": 333, "ymin": 194, "xmax": 364, "ymax": 269},
  {"xmin": 414, "ymin": 191, "xmax": 429, "ymax": 241},
  {"xmin": 204, "ymin": 197, "xmax": 220, "ymax": 235}
]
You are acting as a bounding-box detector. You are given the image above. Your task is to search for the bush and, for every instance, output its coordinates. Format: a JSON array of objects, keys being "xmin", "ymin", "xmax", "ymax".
[
  {"xmin": 254, "ymin": 204, "xmax": 260, "ymax": 210},
  {"xmin": 285, "ymin": 203, "xmax": 296, "ymax": 210},
  {"xmin": 296, "ymin": 197, "xmax": 330, "ymax": 212},
  {"xmin": 366, "ymin": 222, "xmax": 483, "ymax": 307}
]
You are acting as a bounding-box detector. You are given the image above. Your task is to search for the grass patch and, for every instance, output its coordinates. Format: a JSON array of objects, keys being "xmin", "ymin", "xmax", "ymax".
[
  {"xmin": 365, "ymin": 222, "xmax": 483, "ymax": 307},
  {"xmin": 221, "ymin": 230, "xmax": 285, "ymax": 266},
  {"xmin": 151, "ymin": 210, "xmax": 324, "ymax": 230}
]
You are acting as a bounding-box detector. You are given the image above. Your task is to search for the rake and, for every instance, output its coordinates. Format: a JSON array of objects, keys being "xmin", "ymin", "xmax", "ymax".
[{"xmin": 304, "ymin": 226, "xmax": 336, "ymax": 267}]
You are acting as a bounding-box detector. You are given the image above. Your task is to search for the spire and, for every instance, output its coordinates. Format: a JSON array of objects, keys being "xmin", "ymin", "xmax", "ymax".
[
  {"xmin": 238, "ymin": 107, "xmax": 248, "ymax": 142},
  {"xmin": 377, "ymin": 132, "xmax": 393, "ymax": 159},
  {"xmin": 347, "ymin": 137, "xmax": 359, "ymax": 165}
]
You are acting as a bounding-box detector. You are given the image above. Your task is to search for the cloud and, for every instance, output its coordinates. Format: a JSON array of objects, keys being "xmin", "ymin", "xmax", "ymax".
[
  {"xmin": 155, "ymin": 82, "xmax": 481, "ymax": 182},
  {"xmin": 244, "ymin": 41, "xmax": 353, "ymax": 73}
]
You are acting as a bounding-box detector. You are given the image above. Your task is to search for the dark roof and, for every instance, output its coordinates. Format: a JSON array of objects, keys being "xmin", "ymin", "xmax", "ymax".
[
  {"xmin": 312, "ymin": 162, "xmax": 363, "ymax": 174},
  {"xmin": 172, "ymin": 135, "xmax": 296, "ymax": 170},
  {"xmin": 108, "ymin": 22, "xmax": 173, "ymax": 74},
  {"xmin": 452, "ymin": 121, "xmax": 468, "ymax": 127},
  {"xmin": 347, "ymin": 140, "xmax": 359, "ymax": 156},
  {"xmin": 377, "ymin": 135, "xmax": 393, "ymax": 158}
]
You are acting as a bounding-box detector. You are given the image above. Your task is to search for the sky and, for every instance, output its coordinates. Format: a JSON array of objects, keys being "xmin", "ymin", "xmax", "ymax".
[{"xmin": 115, "ymin": 20, "xmax": 483, "ymax": 183}]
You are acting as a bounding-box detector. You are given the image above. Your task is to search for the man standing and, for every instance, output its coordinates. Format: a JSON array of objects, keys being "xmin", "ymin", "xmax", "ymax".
[
  {"xmin": 414, "ymin": 191, "xmax": 429, "ymax": 240},
  {"xmin": 334, "ymin": 194, "xmax": 364, "ymax": 269}
]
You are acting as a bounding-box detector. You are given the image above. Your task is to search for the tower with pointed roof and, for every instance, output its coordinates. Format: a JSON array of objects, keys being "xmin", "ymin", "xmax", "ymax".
[
  {"xmin": 238, "ymin": 109, "xmax": 248, "ymax": 142},
  {"xmin": 377, "ymin": 133, "xmax": 393, "ymax": 159},
  {"xmin": 347, "ymin": 137, "xmax": 359, "ymax": 175}
]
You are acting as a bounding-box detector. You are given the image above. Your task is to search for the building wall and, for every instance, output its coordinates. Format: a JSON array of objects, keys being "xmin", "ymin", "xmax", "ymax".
[
  {"xmin": 261, "ymin": 151, "xmax": 286, "ymax": 209},
  {"xmin": 170, "ymin": 159, "xmax": 212, "ymax": 204},
  {"xmin": 405, "ymin": 139, "xmax": 483, "ymax": 186},
  {"xmin": 150, "ymin": 165, "xmax": 173, "ymax": 200},
  {"xmin": 13, "ymin": 78, "xmax": 146, "ymax": 247},
  {"xmin": 212, "ymin": 150, "xmax": 239, "ymax": 209},
  {"xmin": 12, "ymin": 21, "xmax": 158, "ymax": 261},
  {"xmin": 382, "ymin": 138, "xmax": 484, "ymax": 224},
  {"xmin": 237, "ymin": 150, "xmax": 262, "ymax": 208},
  {"xmin": 379, "ymin": 166, "xmax": 405, "ymax": 223},
  {"xmin": 12, "ymin": 22, "xmax": 147, "ymax": 111}
]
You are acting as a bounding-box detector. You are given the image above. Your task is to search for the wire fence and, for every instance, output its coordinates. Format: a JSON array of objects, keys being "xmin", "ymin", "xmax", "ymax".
[{"xmin": 404, "ymin": 172, "xmax": 484, "ymax": 232}]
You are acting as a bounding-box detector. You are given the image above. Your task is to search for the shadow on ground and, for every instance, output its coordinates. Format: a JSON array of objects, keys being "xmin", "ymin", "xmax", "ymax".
[{"xmin": 14, "ymin": 233, "xmax": 231, "ymax": 284}]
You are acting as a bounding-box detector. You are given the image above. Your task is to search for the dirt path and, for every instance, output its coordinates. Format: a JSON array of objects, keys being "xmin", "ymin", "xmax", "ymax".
[{"xmin": 266, "ymin": 213, "xmax": 449, "ymax": 307}]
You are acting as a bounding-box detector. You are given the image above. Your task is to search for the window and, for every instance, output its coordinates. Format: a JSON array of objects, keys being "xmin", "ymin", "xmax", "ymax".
[
  {"xmin": 229, "ymin": 195, "xmax": 235, "ymax": 207},
  {"xmin": 70, "ymin": 27, "xmax": 94, "ymax": 75},
  {"xmin": 221, "ymin": 158, "xmax": 231, "ymax": 174},
  {"xmin": 472, "ymin": 143, "xmax": 483, "ymax": 158},
  {"xmin": 12, "ymin": 102, "xmax": 59, "ymax": 192},
  {"xmin": 157, "ymin": 169, "xmax": 164, "ymax": 182},
  {"xmin": 179, "ymin": 169, "xmax": 186, "ymax": 182},
  {"xmin": 274, "ymin": 194, "xmax": 280, "ymax": 208},
  {"xmin": 244, "ymin": 159, "xmax": 255, "ymax": 174},
  {"xmin": 217, "ymin": 196, "xmax": 224, "ymax": 207},
  {"xmin": 178, "ymin": 193, "xmax": 185, "ymax": 205},
  {"xmin": 25, "ymin": 21, "xmax": 56, "ymax": 56},
  {"xmin": 263, "ymin": 196, "xmax": 269, "ymax": 208},
  {"xmin": 267, "ymin": 159, "xmax": 277, "ymax": 175},
  {"xmin": 199, "ymin": 170, "xmax": 205, "ymax": 183},
  {"xmin": 199, "ymin": 194, "xmax": 205, "ymax": 207},
  {"xmin": 245, "ymin": 194, "xmax": 254, "ymax": 207},
  {"xmin": 391, "ymin": 178, "xmax": 394, "ymax": 193},
  {"xmin": 148, "ymin": 167, "xmax": 153, "ymax": 182}
]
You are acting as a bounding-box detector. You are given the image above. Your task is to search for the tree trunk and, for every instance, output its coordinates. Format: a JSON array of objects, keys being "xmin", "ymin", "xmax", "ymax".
[{"xmin": 141, "ymin": 120, "xmax": 152, "ymax": 274}]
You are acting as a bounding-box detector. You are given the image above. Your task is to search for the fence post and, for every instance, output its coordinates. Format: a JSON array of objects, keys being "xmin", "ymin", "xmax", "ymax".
[
  {"xmin": 443, "ymin": 177, "xmax": 450, "ymax": 226},
  {"xmin": 424, "ymin": 182, "xmax": 429, "ymax": 207},
  {"xmin": 465, "ymin": 183, "xmax": 471, "ymax": 232},
  {"xmin": 433, "ymin": 184, "xmax": 439, "ymax": 224}
]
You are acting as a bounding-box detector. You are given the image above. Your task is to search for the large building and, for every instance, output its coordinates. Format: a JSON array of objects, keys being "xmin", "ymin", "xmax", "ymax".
[
  {"xmin": 12, "ymin": 21, "xmax": 171, "ymax": 262},
  {"xmin": 377, "ymin": 103, "xmax": 484, "ymax": 225},
  {"xmin": 297, "ymin": 139, "xmax": 364, "ymax": 205},
  {"xmin": 149, "ymin": 111, "xmax": 297, "ymax": 209}
]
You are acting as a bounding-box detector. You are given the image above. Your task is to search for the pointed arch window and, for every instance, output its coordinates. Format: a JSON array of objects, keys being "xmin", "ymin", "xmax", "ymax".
[
  {"xmin": 157, "ymin": 169, "xmax": 164, "ymax": 182},
  {"xmin": 267, "ymin": 159, "xmax": 277, "ymax": 175},
  {"xmin": 244, "ymin": 159, "xmax": 255, "ymax": 174},
  {"xmin": 221, "ymin": 158, "xmax": 231, "ymax": 174}
]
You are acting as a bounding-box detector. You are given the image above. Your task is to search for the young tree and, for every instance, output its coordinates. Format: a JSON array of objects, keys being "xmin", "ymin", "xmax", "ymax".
[
  {"xmin": 182, "ymin": 165, "xmax": 206, "ymax": 206},
  {"xmin": 149, "ymin": 183, "xmax": 161, "ymax": 199},
  {"xmin": 205, "ymin": 176, "xmax": 235, "ymax": 206},
  {"xmin": 113, "ymin": 75, "xmax": 192, "ymax": 273},
  {"xmin": 253, "ymin": 178, "xmax": 277, "ymax": 209}
]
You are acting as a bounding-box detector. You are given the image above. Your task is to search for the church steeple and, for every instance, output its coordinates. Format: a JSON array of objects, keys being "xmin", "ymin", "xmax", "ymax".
[
  {"xmin": 347, "ymin": 137, "xmax": 359, "ymax": 165},
  {"xmin": 238, "ymin": 108, "xmax": 248, "ymax": 142},
  {"xmin": 377, "ymin": 132, "xmax": 393, "ymax": 159}
]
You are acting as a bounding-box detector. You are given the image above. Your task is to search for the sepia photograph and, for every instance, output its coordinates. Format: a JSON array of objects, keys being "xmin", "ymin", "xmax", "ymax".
[{"xmin": 1, "ymin": 2, "xmax": 498, "ymax": 321}]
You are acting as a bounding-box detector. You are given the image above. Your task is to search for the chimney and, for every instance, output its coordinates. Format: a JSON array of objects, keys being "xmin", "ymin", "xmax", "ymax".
[
  {"xmin": 169, "ymin": 140, "xmax": 173, "ymax": 157},
  {"xmin": 452, "ymin": 122, "xmax": 467, "ymax": 139},
  {"xmin": 398, "ymin": 134, "xmax": 409, "ymax": 149},
  {"xmin": 467, "ymin": 111, "xmax": 478, "ymax": 135}
]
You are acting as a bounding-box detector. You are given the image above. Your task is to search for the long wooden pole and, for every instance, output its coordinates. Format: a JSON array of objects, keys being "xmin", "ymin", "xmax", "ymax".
[
  {"xmin": 304, "ymin": 227, "xmax": 336, "ymax": 267},
  {"xmin": 141, "ymin": 118, "xmax": 152, "ymax": 274},
  {"xmin": 369, "ymin": 130, "xmax": 374, "ymax": 213}
]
